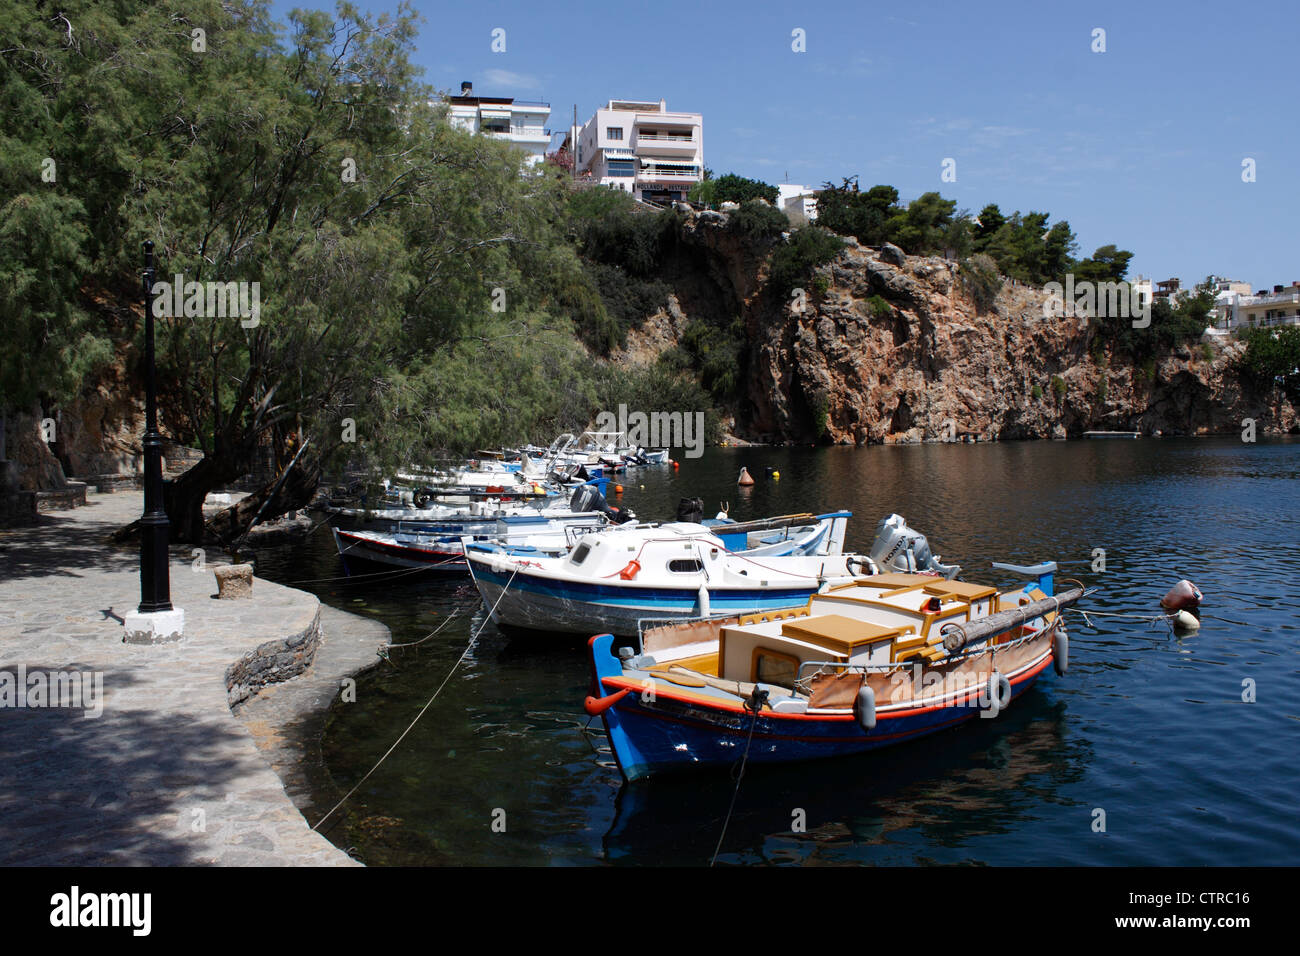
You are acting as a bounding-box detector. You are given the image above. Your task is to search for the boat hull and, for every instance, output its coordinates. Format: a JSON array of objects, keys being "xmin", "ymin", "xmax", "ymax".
[
  {"xmin": 468, "ymin": 558, "xmax": 822, "ymax": 636},
  {"xmin": 588, "ymin": 633, "xmax": 1055, "ymax": 781}
]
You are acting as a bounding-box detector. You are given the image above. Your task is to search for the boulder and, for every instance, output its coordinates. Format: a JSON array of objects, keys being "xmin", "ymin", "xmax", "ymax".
[{"xmin": 880, "ymin": 242, "xmax": 907, "ymax": 267}]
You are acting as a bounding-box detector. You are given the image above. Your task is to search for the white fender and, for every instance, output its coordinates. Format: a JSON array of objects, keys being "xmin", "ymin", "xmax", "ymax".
[
  {"xmin": 697, "ymin": 583, "xmax": 710, "ymax": 617},
  {"xmin": 984, "ymin": 671, "xmax": 1012, "ymax": 716},
  {"xmin": 1053, "ymin": 629, "xmax": 1069, "ymax": 676},
  {"xmin": 853, "ymin": 685, "xmax": 877, "ymax": 731}
]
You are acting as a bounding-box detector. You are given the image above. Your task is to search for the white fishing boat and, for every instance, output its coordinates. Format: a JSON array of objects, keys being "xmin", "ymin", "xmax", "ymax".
[
  {"xmin": 465, "ymin": 512, "xmax": 956, "ymax": 636},
  {"xmin": 333, "ymin": 511, "xmax": 612, "ymax": 574}
]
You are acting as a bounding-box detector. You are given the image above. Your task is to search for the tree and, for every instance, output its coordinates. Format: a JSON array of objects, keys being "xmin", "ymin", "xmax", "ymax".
[
  {"xmin": 972, "ymin": 204, "xmax": 1006, "ymax": 253},
  {"xmin": 1074, "ymin": 244, "xmax": 1134, "ymax": 284},
  {"xmin": 708, "ymin": 173, "xmax": 779, "ymax": 205}
]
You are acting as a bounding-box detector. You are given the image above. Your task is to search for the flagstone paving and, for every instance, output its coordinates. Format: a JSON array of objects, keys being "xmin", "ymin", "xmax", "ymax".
[{"xmin": 0, "ymin": 491, "xmax": 386, "ymax": 866}]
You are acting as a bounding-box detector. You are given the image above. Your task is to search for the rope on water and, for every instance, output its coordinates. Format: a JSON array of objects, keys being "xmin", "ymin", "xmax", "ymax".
[
  {"xmin": 311, "ymin": 565, "xmax": 520, "ymax": 834},
  {"xmin": 380, "ymin": 605, "xmax": 467, "ymax": 653},
  {"xmin": 710, "ymin": 688, "xmax": 768, "ymax": 867}
]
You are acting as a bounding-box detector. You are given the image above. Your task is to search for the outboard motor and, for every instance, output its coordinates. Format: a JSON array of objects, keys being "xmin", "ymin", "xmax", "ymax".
[
  {"xmin": 570, "ymin": 484, "xmax": 636, "ymax": 524},
  {"xmin": 870, "ymin": 514, "xmax": 960, "ymax": 579},
  {"xmin": 677, "ymin": 497, "xmax": 704, "ymax": 523}
]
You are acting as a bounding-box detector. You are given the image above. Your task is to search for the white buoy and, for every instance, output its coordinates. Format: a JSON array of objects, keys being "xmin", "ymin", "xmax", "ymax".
[{"xmin": 1173, "ymin": 610, "xmax": 1200, "ymax": 631}]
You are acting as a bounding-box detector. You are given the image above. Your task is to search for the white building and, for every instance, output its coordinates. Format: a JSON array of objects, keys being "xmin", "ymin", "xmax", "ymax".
[
  {"xmin": 1213, "ymin": 281, "xmax": 1300, "ymax": 332},
  {"xmin": 446, "ymin": 82, "xmax": 550, "ymax": 167},
  {"xmin": 777, "ymin": 183, "xmax": 818, "ymax": 226},
  {"xmin": 575, "ymin": 99, "xmax": 703, "ymax": 204}
]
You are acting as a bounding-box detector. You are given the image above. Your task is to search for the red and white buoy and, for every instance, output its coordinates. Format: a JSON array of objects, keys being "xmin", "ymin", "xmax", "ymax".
[
  {"xmin": 1160, "ymin": 580, "xmax": 1202, "ymax": 611},
  {"xmin": 1161, "ymin": 579, "xmax": 1202, "ymax": 631},
  {"xmin": 737, "ymin": 467, "xmax": 755, "ymax": 486}
]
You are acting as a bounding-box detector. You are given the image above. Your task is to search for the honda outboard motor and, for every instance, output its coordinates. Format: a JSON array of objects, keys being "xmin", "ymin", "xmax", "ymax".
[
  {"xmin": 869, "ymin": 514, "xmax": 960, "ymax": 579},
  {"xmin": 677, "ymin": 497, "xmax": 704, "ymax": 523}
]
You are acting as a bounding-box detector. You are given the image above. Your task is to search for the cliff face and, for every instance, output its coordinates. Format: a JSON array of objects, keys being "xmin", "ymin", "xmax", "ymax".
[{"xmin": 618, "ymin": 210, "xmax": 1298, "ymax": 443}]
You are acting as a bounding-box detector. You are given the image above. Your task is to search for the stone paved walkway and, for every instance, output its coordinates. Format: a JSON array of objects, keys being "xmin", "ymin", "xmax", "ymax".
[{"xmin": 0, "ymin": 491, "xmax": 386, "ymax": 865}]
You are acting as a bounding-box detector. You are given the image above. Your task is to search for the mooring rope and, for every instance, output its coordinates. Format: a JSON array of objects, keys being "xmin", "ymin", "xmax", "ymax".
[
  {"xmin": 311, "ymin": 565, "xmax": 520, "ymax": 834},
  {"xmin": 710, "ymin": 691, "xmax": 766, "ymax": 867}
]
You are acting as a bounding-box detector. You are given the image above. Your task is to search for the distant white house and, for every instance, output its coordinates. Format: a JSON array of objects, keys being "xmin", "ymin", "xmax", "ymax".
[
  {"xmin": 1218, "ymin": 281, "xmax": 1300, "ymax": 332},
  {"xmin": 777, "ymin": 183, "xmax": 818, "ymax": 226},
  {"xmin": 445, "ymin": 82, "xmax": 550, "ymax": 167}
]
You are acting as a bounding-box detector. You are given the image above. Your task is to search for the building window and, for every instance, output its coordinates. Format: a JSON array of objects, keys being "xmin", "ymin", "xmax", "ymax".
[
  {"xmin": 606, "ymin": 159, "xmax": 634, "ymax": 177},
  {"xmin": 607, "ymin": 127, "xmax": 623, "ymax": 141}
]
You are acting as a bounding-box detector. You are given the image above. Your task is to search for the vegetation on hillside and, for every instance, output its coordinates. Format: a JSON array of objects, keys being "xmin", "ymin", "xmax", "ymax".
[{"xmin": 0, "ymin": 0, "xmax": 714, "ymax": 540}]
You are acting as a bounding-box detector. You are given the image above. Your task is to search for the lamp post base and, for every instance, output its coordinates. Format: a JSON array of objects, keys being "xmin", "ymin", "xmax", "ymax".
[{"xmin": 123, "ymin": 607, "xmax": 186, "ymax": 645}]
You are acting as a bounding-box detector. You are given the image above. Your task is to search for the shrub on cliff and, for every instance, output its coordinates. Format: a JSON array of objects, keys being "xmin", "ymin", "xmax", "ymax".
[
  {"xmin": 960, "ymin": 254, "xmax": 1002, "ymax": 313},
  {"xmin": 767, "ymin": 227, "xmax": 845, "ymax": 297},
  {"xmin": 692, "ymin": 173, "xmax": 779, "ymax": 207},
  {"xmin": 728, "ymin": 200, "xmax": 788, "ymax": 240},
  {"xmin": 1239, "ymin": 326, "xmax": 1300, "ymax": 397},
  {"xmin": 579, "ymin": 262, "xmax": 671, "ymax": 352}
]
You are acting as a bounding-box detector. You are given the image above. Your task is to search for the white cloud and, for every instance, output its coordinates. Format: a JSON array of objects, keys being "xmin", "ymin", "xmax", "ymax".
[{"xmin": 481, "ymin": 68, "xmax": 541, "ymax": 90}]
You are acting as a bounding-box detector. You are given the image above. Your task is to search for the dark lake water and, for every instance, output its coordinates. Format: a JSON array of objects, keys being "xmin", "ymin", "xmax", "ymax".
[{"xmin": 254, "ymin": 437, "xmax": 1300, "ymax": 866}]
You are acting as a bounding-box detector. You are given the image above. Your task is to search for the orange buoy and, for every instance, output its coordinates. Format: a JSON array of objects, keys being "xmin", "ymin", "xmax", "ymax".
[
  {"xmin": 619, "ymin": 559, "xmax": 641, "ymax": 580},
  {"xmin": 738, "ymin": 467, "xmax": 755, "ymax": 486},
  {"xmin": 614, "ymin": 484, "xmax": 623, "ymax": 495},
  {"xmin": 671, "ymin": 460, "xmax": 679, "ymax": 470}
]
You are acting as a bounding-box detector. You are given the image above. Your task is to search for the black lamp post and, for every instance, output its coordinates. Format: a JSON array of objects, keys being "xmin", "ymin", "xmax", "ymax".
[{"xmin": 138, "ymin": 239, "xmax": 173, "ymax": 614}]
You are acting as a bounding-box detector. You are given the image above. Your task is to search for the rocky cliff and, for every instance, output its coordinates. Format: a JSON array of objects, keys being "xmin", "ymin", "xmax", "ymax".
[{"xmin": 616, "ymin": 209, "xmax": 1298, "ymax": 444}]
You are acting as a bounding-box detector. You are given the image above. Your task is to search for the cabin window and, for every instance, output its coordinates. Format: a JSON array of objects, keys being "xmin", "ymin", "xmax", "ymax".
[
  {"xmin": 571, "ymin": 543, "xmax": 591, "ymax": 565},
  {"xmin": 667, "ymin": 559, "xmax": 703, "ymax": 573},
  {"xmin": 752, "ymin": 649, "xmax": 800, "ymax": 689}
]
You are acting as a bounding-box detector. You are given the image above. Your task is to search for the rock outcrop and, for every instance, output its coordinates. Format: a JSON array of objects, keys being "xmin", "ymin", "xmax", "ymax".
[{"xmin": 617, "ymin": 210, "xmax": 1298, "ymax": 444}]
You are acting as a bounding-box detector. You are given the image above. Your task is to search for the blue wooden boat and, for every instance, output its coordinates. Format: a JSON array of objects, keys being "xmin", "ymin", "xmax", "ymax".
[{"xmin": 584, "ymin": 566, "xmax": 1081, "ymax": 781}]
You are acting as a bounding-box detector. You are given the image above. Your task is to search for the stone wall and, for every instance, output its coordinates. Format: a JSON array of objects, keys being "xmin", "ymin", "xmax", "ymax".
[{"xmin": 224, "ymin": 606, "xmax": 322, "ymax": 707}]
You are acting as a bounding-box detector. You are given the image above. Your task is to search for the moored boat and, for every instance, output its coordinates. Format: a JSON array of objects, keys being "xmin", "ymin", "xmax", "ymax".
[
  {"xmin": 464, "ymin": 515, "xmax": 875, "ymax": 636},
  {"xmin": 584, "ymin": 566, "xmax": 1082, "ymax": 781}
]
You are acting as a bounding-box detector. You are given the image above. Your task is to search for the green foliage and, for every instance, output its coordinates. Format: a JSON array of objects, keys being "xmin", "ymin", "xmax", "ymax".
[
  {"xmin": 888, "ymin": 192, "xmax": 958, "ymax": 256},
  {"xmin": 1093, "ymin": 295, "xmax": 1207, "ymax": 364},
  {"xmin": 1051, "ymin": 374, "xmax": 1066, "ymax": 398},
  {"xmin": 960, "ymin": 254, "xmax": 1002, "ymax": 314},
  {"xmin": 1073, "ymin": 244, "xmax": 1134, "ymax": 284},
  {"xmin": 676, "ymin": 317, "xmax": 746, "ymax": 401},
  {"xmin": 1031, "ymin": 384, "xmax": 1043, "ymax": 400},
  {"xmin": 1239, "ymin": 326, "xmax": 1300, "ymax": 397},
  {"xmin": 711, "ymin": 174, "xmax": 778, "ymax": 205},
  {"xmin": 868, "ymin": 295, "xmax": 892, "ymax": 320},
  {"xmin": 579, "ymin": 262, "xmax": 670, "ymax": 353},
  {"xmin": 767, "ymin": 226, "xmax": 845, "ymax": 297},
  {"xmin": 728, "ymin": 200, "xmax": 788, "ymax": 240},
  {"xmin": 591, "ymin": 363, "xmax": 724, "ymax": 445},
  {"xmin": 571, "ymin": 202, "xmax": 679, "ymax": 278},
  {"xmin": 815, "ymin": 181, "xmax": 899, "ymax": 247},
  {"xmin": 1095, "ymin": 378, "xmax": 1108, "ymax": 403}
]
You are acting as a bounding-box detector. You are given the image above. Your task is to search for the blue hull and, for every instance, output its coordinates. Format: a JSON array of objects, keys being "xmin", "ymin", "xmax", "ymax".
[
  {"xmin": 588, "ymin": 634, "xmax": 1052, "ymax": 781},
  {"xmin": 470, "ymin": 559, "xmax": 818, "ymax": 635}
]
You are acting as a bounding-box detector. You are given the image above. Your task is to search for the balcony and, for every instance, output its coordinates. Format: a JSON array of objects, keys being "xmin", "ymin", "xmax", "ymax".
[{"xmin": 634, "ymin": 132, "xmax": 697, "ymax": 156}]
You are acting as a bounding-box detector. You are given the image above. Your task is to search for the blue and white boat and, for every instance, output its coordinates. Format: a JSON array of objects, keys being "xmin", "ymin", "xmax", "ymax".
[{"xmin": 464, "ymin": 514, "xmax": 874, "ymax": 636}]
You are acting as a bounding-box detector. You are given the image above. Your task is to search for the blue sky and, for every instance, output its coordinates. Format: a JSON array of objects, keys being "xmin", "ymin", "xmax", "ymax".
[{"xmin": 269, "ymin": 0, "xmax": 1299, "ymax": 289}]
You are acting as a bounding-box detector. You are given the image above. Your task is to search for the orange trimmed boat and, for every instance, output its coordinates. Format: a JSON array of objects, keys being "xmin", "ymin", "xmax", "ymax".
[{"xmin": 586, "ymin": 565, "xmax": 1083, "ymax": 781}]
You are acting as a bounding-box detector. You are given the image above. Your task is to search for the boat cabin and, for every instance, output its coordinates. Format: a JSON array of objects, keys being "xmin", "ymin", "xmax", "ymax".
[{"xmin": 643, "ymin": 573, "xmax": 1018, "ymax": 690}]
